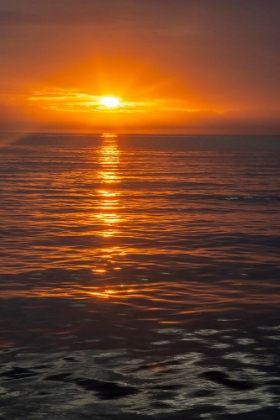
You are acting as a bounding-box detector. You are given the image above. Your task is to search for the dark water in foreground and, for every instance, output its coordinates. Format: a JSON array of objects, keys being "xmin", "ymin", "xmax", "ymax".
[{"xmin": 0, "ymin": 134, "xmax": 280, "ymax": 419}]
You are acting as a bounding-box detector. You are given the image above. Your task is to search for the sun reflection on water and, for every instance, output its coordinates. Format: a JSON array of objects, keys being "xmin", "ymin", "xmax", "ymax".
[
  {"xmin": 96, "ymin": 133, "xmax": 122, "ymax": 238},
  {"xmin": 89, "ymin": 289, "xmax": 117, "ymax": 299}
]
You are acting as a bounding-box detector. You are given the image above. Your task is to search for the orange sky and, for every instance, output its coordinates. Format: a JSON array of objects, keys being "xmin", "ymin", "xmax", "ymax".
[{"xmin": 0, "ymin": 0, "xmax": 279, "ymax": 134}]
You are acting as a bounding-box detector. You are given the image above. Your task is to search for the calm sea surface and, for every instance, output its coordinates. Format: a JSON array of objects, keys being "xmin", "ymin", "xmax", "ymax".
[{"xmin": 0, "ymin": 134, "xmax": 280, "ymax": 419}]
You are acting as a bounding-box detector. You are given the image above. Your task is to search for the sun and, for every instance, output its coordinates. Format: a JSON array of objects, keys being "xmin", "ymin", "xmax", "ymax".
[{"xmin": 99, "ymin": 96, "xmax": 120, "ymax": 109}]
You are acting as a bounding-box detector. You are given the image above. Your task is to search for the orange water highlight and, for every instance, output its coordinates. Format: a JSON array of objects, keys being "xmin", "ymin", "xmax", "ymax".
[{"xmin": 96, "ymin": 133, "xmax": 122, "ymax": 238}]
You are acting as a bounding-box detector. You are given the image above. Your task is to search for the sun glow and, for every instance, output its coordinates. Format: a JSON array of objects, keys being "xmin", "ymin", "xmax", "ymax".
[{"xmin": 99, "ymin": 96, "xmax": 120, "ymax": 109}]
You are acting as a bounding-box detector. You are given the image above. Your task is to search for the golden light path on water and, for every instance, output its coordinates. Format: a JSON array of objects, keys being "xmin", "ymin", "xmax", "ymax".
[
  {"xmin": 96, "ymin": 133, "xmax": 122, "ymax": 238},
  {"xmin": 89, "ymin": 133, "xmax": 130, "ymax": 300}
]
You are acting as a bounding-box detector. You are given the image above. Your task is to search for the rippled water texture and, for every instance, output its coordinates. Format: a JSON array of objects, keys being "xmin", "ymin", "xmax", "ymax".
[{"xmin": 0, "ymin": 134, "xmax": 280, "ymax": 419}]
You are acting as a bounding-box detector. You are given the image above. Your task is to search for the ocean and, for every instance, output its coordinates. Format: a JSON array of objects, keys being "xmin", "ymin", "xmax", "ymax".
[{"xmin": 0, "ymin": 133, "xmax": 280, "ymax": 419}]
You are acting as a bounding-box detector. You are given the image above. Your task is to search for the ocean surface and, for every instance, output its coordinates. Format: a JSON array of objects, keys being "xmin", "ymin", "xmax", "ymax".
[{"xmin": 0, "ymin": 133, "xmax": 280, "ymax": 419}]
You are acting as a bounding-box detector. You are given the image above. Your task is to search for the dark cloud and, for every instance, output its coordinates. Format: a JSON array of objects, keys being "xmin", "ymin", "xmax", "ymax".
[
  {"xmin": 0, "ymin": 0, "xmax": 279, "ymax": 29},
  {"xmin": 0, "ymin": 0, "xmax": 141, "ymax": 25},
  {"xmin": 1, "ymin": 0, "xmax": 279, "ymax": 65},
  {"xmin": 0, "ymin": 11, "xmax": 26, "ymax": 24}
]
